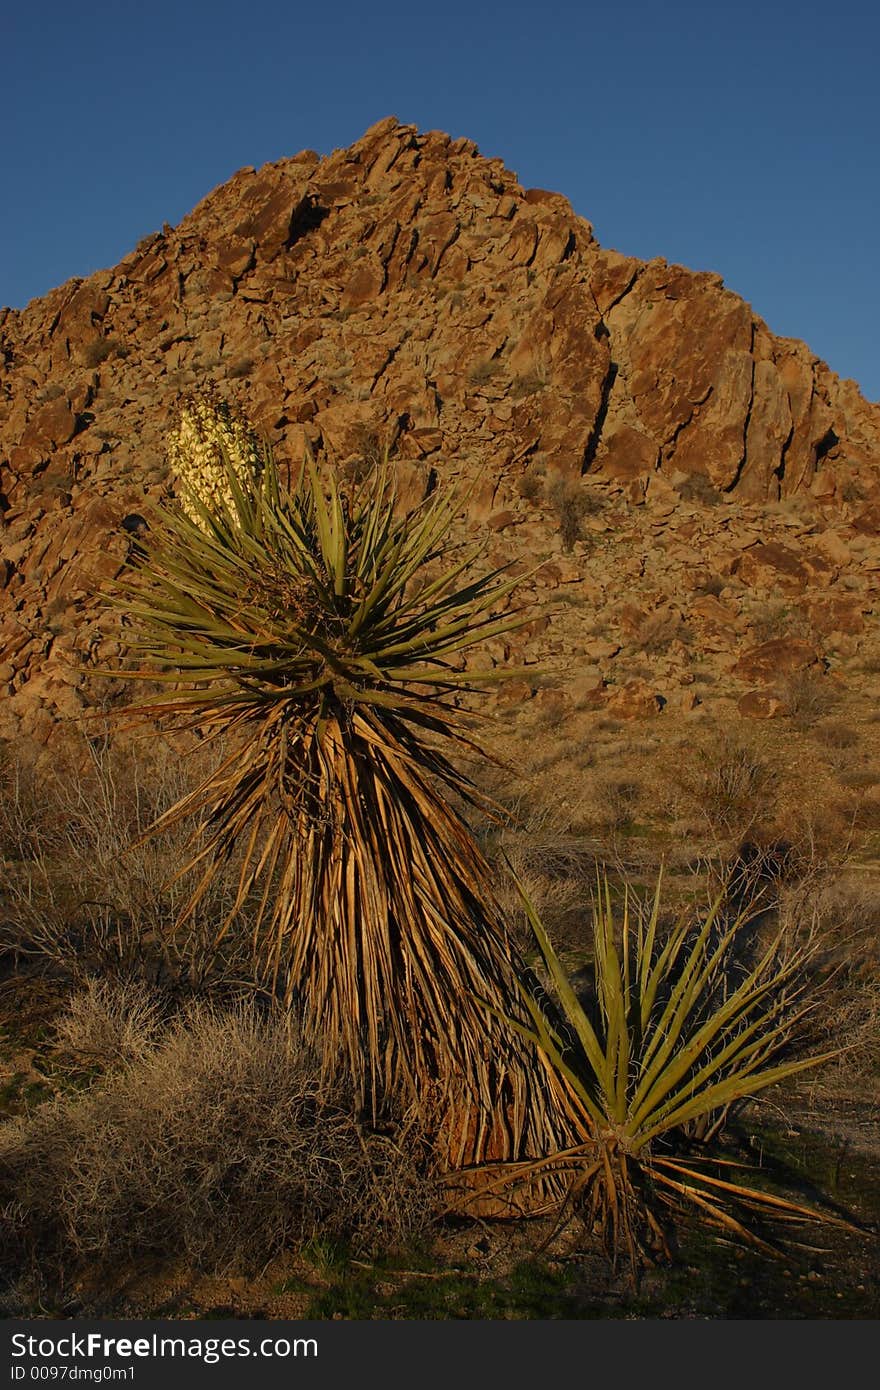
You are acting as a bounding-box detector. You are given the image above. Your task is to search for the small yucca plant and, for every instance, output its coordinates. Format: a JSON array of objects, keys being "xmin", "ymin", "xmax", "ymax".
[
  {"xmin": 105, "ymin": 393, "xmax": 565, "ymax": 1168},
  {"xmin": 471, "ymin": 870, "xmax": 845, "ymax": 1265}
]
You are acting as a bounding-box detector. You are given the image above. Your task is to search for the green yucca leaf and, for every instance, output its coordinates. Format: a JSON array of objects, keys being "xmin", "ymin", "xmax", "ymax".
[
  {"xmin": 631, "ymin": 898, "xmax": 731, "ymax": 1107},
  {"xmin": 639, "ymin": 1049, "xmax": 840, "ymax": 1146},
  {"xmin": 636, "ymin": 875, "xmax": 667, "ymax": 1030},
  {"xmin": 630, "ymin": 924, "xmax": 809, "ymax": 1129},
  {"xmin": 110, "ymin": 438, "xmax": 526, "ymax": 724},
  {"xmin": 511, "ymin": 868, "xmax": 607, "ymax": 1085}
]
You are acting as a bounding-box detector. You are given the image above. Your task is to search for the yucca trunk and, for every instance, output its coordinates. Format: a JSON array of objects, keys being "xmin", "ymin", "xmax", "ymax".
[{"xmin": 200, "ymin": 701, "xmax": 566, "ymax": 1167}]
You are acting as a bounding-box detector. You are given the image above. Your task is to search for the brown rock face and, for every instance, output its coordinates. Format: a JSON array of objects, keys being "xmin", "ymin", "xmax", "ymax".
[
  {"xmin": 1, "ymin": 115, "xmax": 880, "ymax": 745},
  {"xmin": 737, "ymin": 690, "xmax": 793, "ymax": 720},
  {"xmin": 605, "ymin": 680, "xmax": 664, "ymax": 719},
  {"xmin": 732, "ymin": 638, "xmax": 821, "ymax": 685}
]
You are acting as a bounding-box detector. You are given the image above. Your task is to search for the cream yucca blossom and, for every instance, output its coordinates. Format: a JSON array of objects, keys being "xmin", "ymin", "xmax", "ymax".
[{"xmin": 168, "ymin": 392, "xmax": 262, "ymax": 528}]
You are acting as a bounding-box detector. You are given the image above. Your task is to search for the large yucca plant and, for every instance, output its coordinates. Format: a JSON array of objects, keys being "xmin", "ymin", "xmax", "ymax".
[
  {"xmin": 468, "ymin": 870, "xmax": 846, "ymax": 1264},
  {"xmin": 105, "ymin": 394, "xmax": 564, "ymax": 1168}
]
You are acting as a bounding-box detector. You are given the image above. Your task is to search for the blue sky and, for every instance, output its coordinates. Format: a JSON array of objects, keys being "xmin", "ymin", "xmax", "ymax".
[{"xmin": 5, "ymin": 0, "xmax": 879, "ymax": 400}]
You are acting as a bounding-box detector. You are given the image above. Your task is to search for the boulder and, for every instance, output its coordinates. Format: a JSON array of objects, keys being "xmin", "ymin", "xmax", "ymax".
[
  {"xmin": 605, "ymin": 680, "xmax": 664, "ymax": 719},
  {"xmin": 732, "ymin": 638, "xmax": 820, "ymax": 685},
  {"xmin": 738, "ymin": 689, "xmax": 792, "ymax": 719}
]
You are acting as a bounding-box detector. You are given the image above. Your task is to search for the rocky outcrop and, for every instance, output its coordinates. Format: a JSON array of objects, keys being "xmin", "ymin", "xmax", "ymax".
[{"xmin": 2, "ymin": 116, "xmax": 879, "ymax": 745}]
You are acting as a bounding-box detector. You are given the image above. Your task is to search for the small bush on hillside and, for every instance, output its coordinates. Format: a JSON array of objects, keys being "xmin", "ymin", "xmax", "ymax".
[
  {"xmin": 226, "ymin": 355, "xmax": 254, "ymax": 380},
  {"xmin": 857, "ymin": 650, "xmax": 880, "ymax": 676},
  {"xmin": 676, "ymin": 734, "xmax": 774, "ymax": 841},
  {"xmin": 634, "ymin": 606, "xmax": 690, "ymax": 654},
  {"xmin": 749, "ymin": 601, "xmax": 812, "ymax": 645},
  {"xmin": 836, "ymin": 768, "xmax": 880, "ymax": 791},
  {"xmin": 592, "ymin": 776, "xmax": 642, "ymax": 832},
  {"xmin": 483, "ymin": 791, "xmax": 599, "ymax": 950},
  {"xmin": 0, "ymin": 756, "xmax": 45, "ymax": 863},
  {"xmin": 467, "ymin": 357, "xmax": 505, "ymax": 385},
  {"xmin": 81, "ymin": 337, "xmax": 126, "ymax": 368},
  {"xmin": 690, "ymin": 572, "xmax": 726, "ymax": 597},
  {"xmin": 782, "ymin": 672, "xmax": 839, "ymax": 727},
  {"xmin": 516, "ymin": 468, "xmax": 545, "ymax": 502},
  {"xmin": 675, "ymin": 473, "xmax": 724, "ymax": 506},
  {"xmin": 546, "ymin": 475, "xmax": 600, "ymax": 552},
  {"xmin": 510, "ymin": 366, "xmax": 551, "ymax": 399},
  {"xmin": 812, "ymin": 721, "xmax": 860, "ymax": 751},
  {"xmin": 776, "ymin": 871, "xmax": 880, "ymax": 1092}
]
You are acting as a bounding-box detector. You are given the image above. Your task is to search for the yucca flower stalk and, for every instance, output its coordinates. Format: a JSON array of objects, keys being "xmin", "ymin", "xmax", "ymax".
[
  {"xmin": 105, "ymin": 394, "xmax": 567, "ymax": 1169},
  {"xmin": 167, "ymin": 388, "xmax": 262, "ymax": 526},
  {"xmin": 470, "ymin": 869, "xmax": 846, "ymax": 1265}
]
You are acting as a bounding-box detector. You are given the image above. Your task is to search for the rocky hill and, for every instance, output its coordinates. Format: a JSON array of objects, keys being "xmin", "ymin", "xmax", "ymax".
[{"xmin": 2, "ymin": 115, "xmax": 880, "ymax": 752}]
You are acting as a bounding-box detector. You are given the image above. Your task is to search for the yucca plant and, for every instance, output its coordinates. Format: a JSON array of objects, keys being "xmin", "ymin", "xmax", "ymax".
[
  {"xmin": 470, "ymin": 869, "xmax": 845, "ymax": 1265},
  {"xmin": 104, "ymin": 393, "xmax": 565, "ymax": 1169}
]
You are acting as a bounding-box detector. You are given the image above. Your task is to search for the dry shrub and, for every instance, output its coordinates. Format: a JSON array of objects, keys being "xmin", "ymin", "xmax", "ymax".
[
  {"xmin": 836, "ymin": 793, "xmax": 880, "ymax": 832},
  {"xmin": 803, "ymin": 974, "xmax": 880, "ymax": 1096},
  {"xmin": 782, "ymin": 672, "xmax": 839, "ymax": 727},
  {"xmin": 0, "ymin": 735, "xmax": 256, "ymax": 996},
  {"xmin": 776, "ymin": 870, "xmax": 880, "ymax": 1094},
  {"xmin": 54, "ymin": 979, "xmax": 163, "ymax": 1067},
  {"xmin": 690, "ymin": 572, "xmax": 726, "ymax": 597},
  {"xmin": 36, "ymin": 383, "xmax": 65, "ymax": 403},
  {"xmin": 496, "ymin": 872, "xmax": 588, "ymax": 957},
  {"xmin": 510, "ymin": 368, "xmax": 550, "ymax": 399},
  {"xmin": 81, "ymin": 336, "xmax": 126, "ymax": 368},
  {"xmin": 338, "ymin": 424, "xmax": 393, "ymax": 486},
  {"xmin": 812, "ymin": 721, "xmax": 860, "ymax": 751},
  {"xmin": 783, "ymin": 871, "xmax": 880, "ymax": 967},
  {"xmin": 749, "ymin": 600, "xmax": 813, "ymax": 644},
  {"xmin": 545, "ymin": 475, "xmax": 601, "ymax": 552},
  {"xmin": 723, "ymin": 837, "xmax": 808, "ymax": 911},
  {"xmin": 0, "ymin": 755, "xmax": 45, "ymax": 862},
  {"xmin": 516, "ymin": 467, "xmax": 545, "ymax": 501},
  {"xmin": 483, "ymin": 792, "xmax": 598, "ymax": 950},
  {"xmin": 675, "ymin": 733, "xmax": 774, "ymax": 842},
  {"xmin": 0, "ymin": 1005, "xmax": 434, "ymax": 1305},
  {"xmin": 858, "ymin": 651, "xmax": 880, "ymax": 676},
  {"xmin": 674, "ymin": 473, "xmax": 724, "ymax": 506},
  {"xmin": 492, "ymin": 800, "xmax": 597, "ymax": 881},
  {"xmin": 467, "ymin": 357, "xmax": 505, "ymax": 385},
  {"xmin": 589, "ymin": 776, "xmax": 642, "ymax": 832},
  {"xmin": 836, "ymin": 768, "xmax": 880, "ymax": 791},
  {"xmin": 634, "ymin": 607, "xmax": 690, "ymax": 654},
  {"xmin": 226, "ymin": 355, "xmax": 254, "ymax": 379}
]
